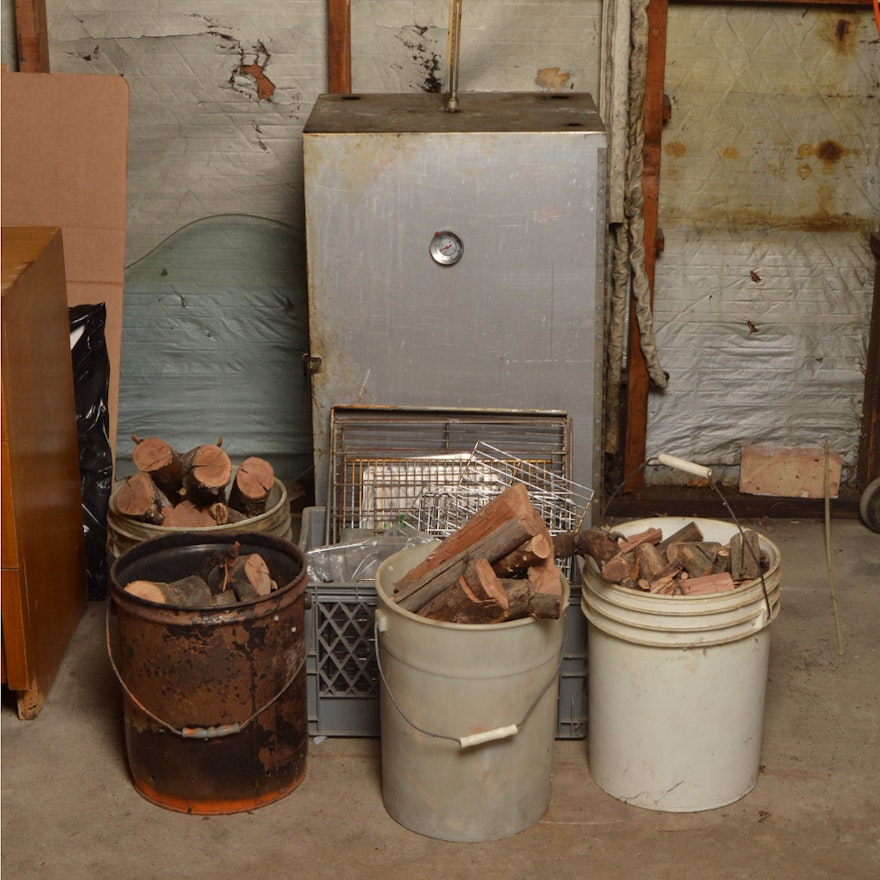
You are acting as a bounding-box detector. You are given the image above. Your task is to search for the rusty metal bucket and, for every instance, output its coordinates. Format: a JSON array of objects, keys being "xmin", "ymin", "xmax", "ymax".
[{"xmin": 108, "ymin": 531, "xmax": 309, "ymax": 814}]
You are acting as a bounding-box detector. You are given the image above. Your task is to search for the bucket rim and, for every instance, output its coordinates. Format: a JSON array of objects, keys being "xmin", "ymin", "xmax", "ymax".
[
  {"xmin": 583, "ymin": 516, "xmax": 781, "ymax": 603},
  {"xmin": 581, "ymin": 565, "xmax": 780, "ymax": 610},
  {"xmin": 375, "ymin": 542, "xmax": 571, "ymax": 631},
  {"xmin": 108, "ymin": 477, "xmax": 289, "ymax": 534},
  {"xmin": 580, "ymin": 589, "xmax": 780, "ymax": 635},
  {"xmin": 109, "ymin": 529, "xmax": 307, "ymax": 616}
]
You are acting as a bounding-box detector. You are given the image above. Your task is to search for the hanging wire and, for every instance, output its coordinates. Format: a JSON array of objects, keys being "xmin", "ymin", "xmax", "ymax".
[{"xmin": 704, "ymin": 476, "xmax": 773, "ymax": 621}]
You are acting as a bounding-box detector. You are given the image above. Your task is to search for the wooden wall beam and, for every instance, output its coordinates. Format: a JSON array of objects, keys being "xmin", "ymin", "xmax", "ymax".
[
  {"xmin": 858, "ymin": 231, "xmax": 880, "ymax": 486},
  {"xmin": 328, "ymin": 0, "xmax": 352, "ymax": 93},
  {"xmin": 13, "ymin": 0, "xmax": 50, "ymax": 73},
  {"xmin": 622, "ymin": 0, "xmax": 669, "ymax": 493}
]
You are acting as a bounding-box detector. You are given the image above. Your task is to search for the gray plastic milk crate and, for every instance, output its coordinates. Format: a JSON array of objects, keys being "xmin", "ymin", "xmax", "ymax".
[{"xmin": 300, "ymin": 507, "xmax": 588, "ymax": 739}]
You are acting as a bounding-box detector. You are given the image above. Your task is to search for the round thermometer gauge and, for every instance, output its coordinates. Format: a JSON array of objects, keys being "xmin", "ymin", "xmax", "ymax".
[{"xmin": 429, "ymin": 230, "xmax": 464, "ymax": 266}]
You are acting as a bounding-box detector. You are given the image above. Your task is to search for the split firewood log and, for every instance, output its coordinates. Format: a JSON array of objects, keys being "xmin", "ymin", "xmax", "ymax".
[
  {"xmin": 124, "ymin": 575, "xmax": 213, "ymax": 606},
  {"xmin": 552, "ymin": 528, "xmax": 631, "ymax": 582},
  {"xmin": 131, "ymin": 435, "xmax": 185, "ymax": 502},
  {"xmin": 207, "ymin": 503, "xmax": 247, "ymax": 526},
  {"xmin": 160, "ymin": 500, "xmax": 218, "ymax": 529},
  {"xmin": 206, "ymin": 551, "xmax": 276, "ymax": 601},
  {"xmin": 181, "ymin": 442, "xmax": 232, "ymax": 508},
  {"xmin": 393, "ymin": 483, "xmax": 550, "ymax": 613},
  {"xmin": 418, "ymin": 576, "xmax": 506, "ymax": 624},
  {"xmin": 491, "ymin": 533, "xmax": 554, "ymax": 578},
  {"xmin": 635, "ymin": 541, "xmax": 668, "ymax": 583},
  {"xmin": 679, "ymin": 572, "xmax": 736, "ymax": 596},
  {"xmin": 712, "ymin": 547, "xmax": 731, "ymax": 574},
  {"xmin": 462, "ymin": 557, "xmax": 510, "ymax": 607},
  {"xmin": 114, "ymin": 471, "xmax": 170, "ymax": 525},
  {"xmin": 526, "ymin": 555, "xmax": 564, "ymax": 598},
  {"xmin": 643, "ymin": 558, "xmax": 683, "ymax": 593},
  {"xmin": 730, "ymin": 529, "xmax": 762, "ymax": 581},
  {"xmin": 229, "ymin": 457, "xmax": 275, "ymax": 518},
  {"xmin": 419, "ymin": 568, "xmax": 564, "ymax": 624},
  {"xmin": 673, "ymin": 542, "xmax": 719, "ymax": 579},
  {"xmin": 657, "ymin": 521, "xmax": 704, "ymax": 555},
  {"xmin": 617, "ymin": 526, "xmax": 664, "ymax": 555},
  {"xmin": 499, "ymin": 579, "xmax": 564, "ymax": 620}
]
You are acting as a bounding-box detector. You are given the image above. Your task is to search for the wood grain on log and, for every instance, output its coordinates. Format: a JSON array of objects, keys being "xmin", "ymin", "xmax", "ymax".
[
  {"xmin": 182, "ymin": 443, "xmax": 231, "ymax": 508},
  {"xmin": 730, "ymin": 529, "xmax": 762, "ymax": 581},
  {"xmin": 394, "ymin": 484, "xmax": 547, "ymax": 613},
  {"xmin": 229, "ymin": 456, "xmax": 275, "ymax": 517},
  {"xmin": 131, "ymin": 435, "xmax": 185, "ymax": 501},
  {"xmin": 679, "ymin": 572, "xmax": 736, "ymax": 596},
  {"xmin": 160, "ymin": 500, "xmax": 218, "ymax": 529},
  {"xmin": 124, "ymin": 575, "xmax": 213, "ymax": 606},
  {"xmin": 114, "ymin": 471, "xmax": 169, "ymax": 524}
]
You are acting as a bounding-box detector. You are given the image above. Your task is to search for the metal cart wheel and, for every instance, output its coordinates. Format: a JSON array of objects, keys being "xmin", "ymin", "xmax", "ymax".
[{"xmin": 860, "ymin": 477, "xmax": 880, "ymax": 533}]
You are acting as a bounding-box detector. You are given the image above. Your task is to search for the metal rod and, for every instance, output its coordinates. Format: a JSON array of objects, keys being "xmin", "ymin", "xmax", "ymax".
[{"xmin": 445, "ymin": 0, "xmax": 462, "ymax": 112}]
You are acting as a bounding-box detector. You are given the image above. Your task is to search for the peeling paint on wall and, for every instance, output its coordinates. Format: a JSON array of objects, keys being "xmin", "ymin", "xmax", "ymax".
[
  {"xmin": 535, "ymin": 66, "xmax": 571, "ymax": 93},
  {"xmin": 232, "ymin": 40, "xmax": 276, "ymax": 101}
]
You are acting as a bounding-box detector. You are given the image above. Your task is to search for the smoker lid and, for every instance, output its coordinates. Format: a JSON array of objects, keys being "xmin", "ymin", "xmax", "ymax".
[{"xmin": 304, "ymin": 92, "xmax": 604, "ymax": 135}]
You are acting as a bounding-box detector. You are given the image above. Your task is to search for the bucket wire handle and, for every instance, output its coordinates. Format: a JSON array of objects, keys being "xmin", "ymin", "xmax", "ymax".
[
  {"xmin": 605, "ymin": 455, "xmax": 774, "ymax": 622},
  {"xmin": 655, "ymin": 454, "xmax": 773, "ymax": 621},
  {"xmin": 105, "ymin": 604, "xmax": 306, "ymax": 739},
  {"xmin": 373, "ymin": 620, "xmax": 565, "ymax": 749}
]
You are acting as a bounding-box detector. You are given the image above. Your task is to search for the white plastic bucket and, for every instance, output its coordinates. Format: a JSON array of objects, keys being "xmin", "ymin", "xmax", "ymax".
[
  {"xmin": 375, "ymin": 542, "xmax": 569, "ymax": 841},
  {"xmin": 581, "ymin": 517, "xmax": 781, "ymax": 812}
]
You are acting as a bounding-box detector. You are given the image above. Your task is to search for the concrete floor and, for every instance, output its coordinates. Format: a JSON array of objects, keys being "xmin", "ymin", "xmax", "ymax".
[{"xmin": 3, "ymin": 517, "xmax": 878, "ymax": 879}]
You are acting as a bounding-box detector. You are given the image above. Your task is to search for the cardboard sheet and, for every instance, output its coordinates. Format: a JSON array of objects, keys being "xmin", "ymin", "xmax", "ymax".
[{"xmin": 2, "ymin": 70, "xmax": 129, "ymax": 462}]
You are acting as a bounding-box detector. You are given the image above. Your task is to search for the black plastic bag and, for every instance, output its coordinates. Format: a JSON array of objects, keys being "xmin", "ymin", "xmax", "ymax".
[{"xmin": 69, "ymin": 304, "xmax": 113, "ymax": 600}]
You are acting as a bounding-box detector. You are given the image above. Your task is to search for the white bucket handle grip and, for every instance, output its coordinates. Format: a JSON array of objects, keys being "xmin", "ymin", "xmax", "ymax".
[
  {"xmin": 373, "ymin": 620, "xmax": 562, "ymax": 750},
  {"xmin": 458, "ymin": 725, "xmax": 518, "ymax": 748},
  {"xmin": 656, "ymin": 453, "xmax": 712, "ymax": 480}
]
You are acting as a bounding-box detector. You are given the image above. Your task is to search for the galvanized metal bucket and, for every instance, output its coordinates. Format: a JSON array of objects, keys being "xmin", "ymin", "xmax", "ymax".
[{"xmin": 108, "ymin": 531, "xmax": 309, "ymax": 814}]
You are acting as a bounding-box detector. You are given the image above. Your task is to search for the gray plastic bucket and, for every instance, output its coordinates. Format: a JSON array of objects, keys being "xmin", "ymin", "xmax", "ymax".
[
  {"xmin": 581, "ymin": 516, "xmax": 781, "ymax": 812},
  {"xmin": 374, "ymin": 542, "xmax": 569, "ymax": 841}
]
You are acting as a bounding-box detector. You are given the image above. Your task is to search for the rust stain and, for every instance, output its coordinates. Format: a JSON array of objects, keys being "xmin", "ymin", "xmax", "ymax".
[
  {"xmin": 664, "ymin": 203, "xmax": 871, "ymax": 235},
  {"xmin": 664, "ymin": 141, "xmax": 687, "ymax": 158},
  {"xmin": 797, "ymin": 164, "xmax": 812, "ymax": 180},
  {"xmin": 722, "ymin": 146, "xmax": 740, "ymax": 160},
  {"xmin": 795, "ymin": 139, "xmax": 860, "ymax": 173},
  {"xmin": 817, "ymin": 13, "xmax": 859, "ymax": 57},
  {"xmin": 536, "ymin": 67, "xmax": 572, "ymax": 93},
  {"xmin": 234, "ymin": 41, "xmax": 275, "ymax": 101}
]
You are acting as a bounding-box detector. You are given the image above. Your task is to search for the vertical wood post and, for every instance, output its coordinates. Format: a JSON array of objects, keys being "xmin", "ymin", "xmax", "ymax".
[
  {"xmin": 328, "ymin": 0, "xmax": 352, "ymax": 93},
  {"xmin": 14, "ymin": 0, "xmax": 50, "ymax": 73},
  {"xmin": 858, "ymin": 230, "xmax": 880, "ymax": 486},
  {"xmin": 623, "ymin": 0, "xmax": 668, "ymax": 492}
]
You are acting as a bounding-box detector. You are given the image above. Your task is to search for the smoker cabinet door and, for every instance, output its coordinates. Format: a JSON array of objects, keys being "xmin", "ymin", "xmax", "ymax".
[{"xmin": 304, "ymin": 127, "xmax": 605, "ymax": 502}]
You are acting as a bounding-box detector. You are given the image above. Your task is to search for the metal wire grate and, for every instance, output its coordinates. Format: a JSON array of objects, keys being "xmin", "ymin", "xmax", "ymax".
[
  {"xmin": 327, "ymin": 406, "xmax": 572, "ymax": 544},
  {"xmin": 406, "ymin": 442, "xmax": 593, "ymax": 536}
]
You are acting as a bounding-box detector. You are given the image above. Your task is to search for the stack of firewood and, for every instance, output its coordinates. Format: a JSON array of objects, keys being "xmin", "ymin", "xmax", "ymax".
[
  {"xmin": 392, "ymin": 483, "xmax": 567, "ymax": 624},
  {"xmin": 123, "ymin": 540, "xmax": 280, "ymax": 607},
  {"xmin": 586, "ymin": 520, "xmax": 768, "ymax": 596},
  {"xmin": 114, "ymin": 435, "xmax": 275, "ymax": 529},
  {"xmin": 391, "ymin": 485, "xmax": 769, "ymax": 616}
]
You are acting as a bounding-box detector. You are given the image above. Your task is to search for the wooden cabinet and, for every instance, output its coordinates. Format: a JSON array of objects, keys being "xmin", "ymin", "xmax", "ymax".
[{"xmin": 2, "ymin": 227, "xmax": 87, "ymax": 719}]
